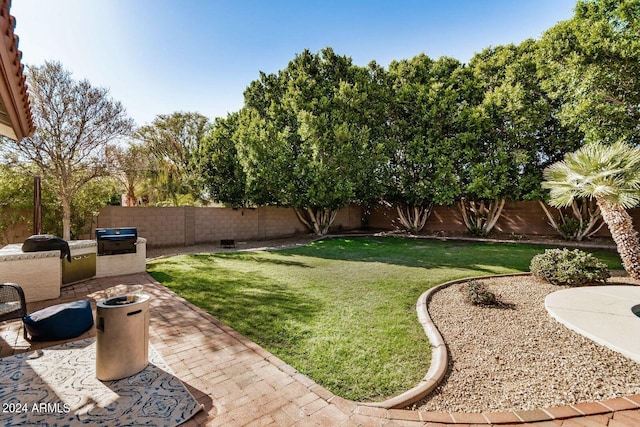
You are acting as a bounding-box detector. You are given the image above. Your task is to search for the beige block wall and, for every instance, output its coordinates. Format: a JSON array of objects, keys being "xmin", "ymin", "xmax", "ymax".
[
  {"xmin": 368, "ymin": 202, "xmax": 559, "ymax": 235},
  {"xmin": 194, "ymin": 207, "xmax": 261, "ymax": 243},
  {"xmin": 261, "ymin": 207, "xmax": 306, "ymax": 239},
  {"xmin": 9, "ymin": 201, "xmax": 640, "ymax": 246},
  {"xmin": 1, "ymin": 220, "xmax": 32, "ymax": 246},
  {"xmin": 97, "ymin": 205, "xmax": 363, "ymax": 248},
  {"xmin": 98, "ymin": 206, "xmax": 186, "ymax": 247}
]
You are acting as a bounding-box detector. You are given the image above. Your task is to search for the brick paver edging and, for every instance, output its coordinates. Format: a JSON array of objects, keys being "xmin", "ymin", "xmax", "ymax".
[{"xmin": 355, "ymin": 395, "xmax": 640, "ymax": 424}]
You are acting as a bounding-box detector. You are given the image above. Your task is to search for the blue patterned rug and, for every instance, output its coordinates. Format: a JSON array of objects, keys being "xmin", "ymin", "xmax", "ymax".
[{"xmin": 0, "ymin": 338, "xmax": 202, "ymax": 426}]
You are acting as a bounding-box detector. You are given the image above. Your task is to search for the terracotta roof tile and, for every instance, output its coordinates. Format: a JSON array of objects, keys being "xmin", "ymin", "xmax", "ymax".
[{"xmin": 0, "ymin": 0, "xmax": 34, "ymax": 141}]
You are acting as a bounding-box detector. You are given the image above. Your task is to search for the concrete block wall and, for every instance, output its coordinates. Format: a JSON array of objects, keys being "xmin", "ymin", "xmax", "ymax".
[
  {"xmin": 368, "ymin": 200, "xmax": 640, "ymax": 237},
  {"xmin": 0, "ymin": 221, "xmax": 32, "ymax": 246},
  {"xmin": 495, "ymin": 201, "xmax": 556, "ymax": 236},
  {"xmin": 367, "ymin": 204, "xmax": 469, "ymax": 233},
  {"xmin": 97, "ymin": 205, "xmax": 363, "ymax": 248},
  {"xmin": 18, "ymin": 199, "xmax": 640, "ymax": 247},
  {"xmin": 332, "ymin": 205, "xmax": 362, "ymax": 232},
  {"xmin": 262, "ymin": 207, "xmax": 306, "ymax": 239},
  {"xmin": 194, "ymin": 207, "xmax": 261, "ymax": 243},
  {"xmin": 98, "ymin": 206, "xmax": 187, "ymax": 247}
]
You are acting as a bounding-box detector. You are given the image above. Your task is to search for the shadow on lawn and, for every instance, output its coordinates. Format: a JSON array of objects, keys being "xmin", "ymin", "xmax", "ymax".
[
  {"xmin": 213, "ymin": 252, "xmax": 313, "ymax": 268},
  {"xmin": 272, "ymin": 236, "xmax": 621, "ymax": 274},
  {"xmin": 148, "ymin": 257, "xmax": 321, "ymax": 346}
]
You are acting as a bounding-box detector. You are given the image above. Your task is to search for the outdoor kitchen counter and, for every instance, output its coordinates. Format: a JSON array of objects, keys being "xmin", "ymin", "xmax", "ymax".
[
  {"xmin": 0, "ymin": 238, "xmax": 146, "ymax": 302},
  {"xmin": 0, "ymin": 239, "xmax": 97, "ymax": 260},
  {"xmin": 0, "ymin": 245, "xmax": 59, "ymax": 261},
  {"xmin": 0, "ymin": 243, "xmax": 61, "ymax": 302},
  {"xmin": 95, "ymin": 237, "xmax": 147, "ymax": 279}
]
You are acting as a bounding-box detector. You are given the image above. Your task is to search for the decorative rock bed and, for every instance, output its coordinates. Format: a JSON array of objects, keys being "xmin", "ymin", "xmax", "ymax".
[{"xmin": 415, "ymin": 273, "xmax": 640, "ymax": 413}]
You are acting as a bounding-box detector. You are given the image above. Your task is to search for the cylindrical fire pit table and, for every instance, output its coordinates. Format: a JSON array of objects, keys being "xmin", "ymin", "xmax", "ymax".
[{"xmin": 96, "ymin": 293, "xmax": 150, "ymax": 381}]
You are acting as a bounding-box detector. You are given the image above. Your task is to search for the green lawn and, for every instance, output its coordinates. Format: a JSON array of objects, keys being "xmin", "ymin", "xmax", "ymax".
[{"xmin": 147, "ymin": 237, "xmax": 622, "ymax": 401}]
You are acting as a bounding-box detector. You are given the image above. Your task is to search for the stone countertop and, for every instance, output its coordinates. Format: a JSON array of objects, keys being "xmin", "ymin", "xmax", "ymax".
[
  {"xmin": 0, "ymin": 238, "xmax": 146, "ymax": 262},
  {"xmin": 0, "ymin": 244, "xmax": 59, "ymax": 261},
  {"xmin": 69, "ymin": 240, "xmax": 97, "ymax": 250},
  {"xmin": 0, "ymin": 240, "xmax": 97, "ymax": 261}
]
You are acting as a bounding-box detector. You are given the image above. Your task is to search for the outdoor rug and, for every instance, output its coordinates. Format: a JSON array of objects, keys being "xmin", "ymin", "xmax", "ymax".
[{"xmin": 0, "ymin": 337, "xmax": 202, "ymax": 426}]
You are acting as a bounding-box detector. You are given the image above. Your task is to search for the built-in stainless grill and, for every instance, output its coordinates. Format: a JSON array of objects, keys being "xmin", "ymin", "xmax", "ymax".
[{"xmin": 96, "ymin": 228, "xmax": 138, "ymax": 256}]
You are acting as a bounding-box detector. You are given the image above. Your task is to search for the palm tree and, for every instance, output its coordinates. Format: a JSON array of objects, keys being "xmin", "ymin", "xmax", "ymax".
[{"xmin": 542, "ymin": 141, "xmax": 640, "ymax": 280}]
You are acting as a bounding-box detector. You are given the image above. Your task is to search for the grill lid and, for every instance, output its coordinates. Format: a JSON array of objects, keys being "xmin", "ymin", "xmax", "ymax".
[
  {"xmin": 22, "ymin": 235, "xmax": 71, "ymax": 262},
  {"xmin": 96, "ymin": 228, "xmax": 138, "ymax": 241}
]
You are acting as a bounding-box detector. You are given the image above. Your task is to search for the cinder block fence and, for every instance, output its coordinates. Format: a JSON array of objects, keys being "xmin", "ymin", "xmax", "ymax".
[
  {"xmin": 96, "ymin": 205, "xmax": 362, "ymax": 248},
  {"xmin": 5, "ymin": 201, "xmax": 639, "ymax": 248}
]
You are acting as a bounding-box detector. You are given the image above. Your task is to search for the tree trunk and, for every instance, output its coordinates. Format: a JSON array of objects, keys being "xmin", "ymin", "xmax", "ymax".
[
  {"xmin": 396, "ymin": 203, "xmax": 433, "ymax": 233},
  {"xmin": 62, "ymin": 197, "xmax": 72, "ymax": 241},
  {"xmin": 125, "ymin": 184, "xmax": 137, "ymax": 207},
  {"xmin": 459, "ymin": 198, "xmax": 505, "ymax": 236},
  {"xmin": 538, "ymin": 199, "xmax": 604, "ymax": 241},
  {"xmin": 294, "ymin": 207, "xmax": 338, "ymax": 236},
  {"xmin": 596, "ymin": 196, "xmax": 640, "ymax": 280}
]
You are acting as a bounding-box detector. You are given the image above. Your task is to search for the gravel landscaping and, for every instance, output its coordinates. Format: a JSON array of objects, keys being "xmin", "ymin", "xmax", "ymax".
[{"xmin": 416, "ymin": 273, "xmax": 640, "ymax": 413}]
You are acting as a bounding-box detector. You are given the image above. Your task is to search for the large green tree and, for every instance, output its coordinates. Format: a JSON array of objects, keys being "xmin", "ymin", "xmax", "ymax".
[
  {"xmin": 236, "ymin": 48, "xmax": 389, "ymax": 235},
  {"xmin": 534, "ymin": 0, "xmax": 640, "ymax": 240},
  {"xmin": 136, "ymin": 112, "xmax": 210, "ymax": 206},
  {"xmin": 199, "ymin": 113, "xmax": 250, "ymax": 208},
  {"xmin": 2, "ymin": 61, "xmax": 133, "ymax": 240},
  {"xmin": 38, "ymin": 175, "xmax": 119, "ymax": 239},
  {"xmin": 386, "ymin": 54, "xmax": 469, "ymax": 232},
  {"xmin": 457, "ymin": 44, "xmax": 521, "ymax": 236},
  {"xmin": 543, "ymin": 141, "xmax": 640, "ymax": 279},
  {"xmin": 538, "ymin": 0, "xmax": 640, "ymax": 144},
  {"xmin": 460, "ymin": 41, "xmax": 583, "ymax": 236}
]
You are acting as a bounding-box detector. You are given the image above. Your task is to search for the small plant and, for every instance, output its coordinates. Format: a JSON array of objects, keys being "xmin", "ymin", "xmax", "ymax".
[
  {"xmin": 557, "ymin": 217, "xmax": 582, "ymax": 240},
  {"xmin": 530, "ymin": 248, "xmax": 610, "ymax": 286},
  {"xmin": 463, "ymin": 280, "xmax": 500, "ymax": 307},
  {"xmin": 467, "ymin": 225, "xmax": 488, "ymax": 237},
  {"xmin": 509, "ymin": 232, "xmax": 525, "ymax": 241}
]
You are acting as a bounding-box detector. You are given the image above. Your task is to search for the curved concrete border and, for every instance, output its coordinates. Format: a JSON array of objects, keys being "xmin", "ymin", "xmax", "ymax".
[{"xmin": 363, "ymin": 272, "xmax": 532, "ymax": 409}]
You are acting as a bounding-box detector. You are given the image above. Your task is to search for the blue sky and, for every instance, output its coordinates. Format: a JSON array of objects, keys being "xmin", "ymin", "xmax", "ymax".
[{"xmin": 13, "ymin": 0, "xmax": 576, "ymax": 127}]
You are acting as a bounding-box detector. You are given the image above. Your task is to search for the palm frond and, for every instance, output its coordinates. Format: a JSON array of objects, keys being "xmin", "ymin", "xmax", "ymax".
[{"xmin": 542, "ymin": 141, "xmax": 640, "ymax": 209}]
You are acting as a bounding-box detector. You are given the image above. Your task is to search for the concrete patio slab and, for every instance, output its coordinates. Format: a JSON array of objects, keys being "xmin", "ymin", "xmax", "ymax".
[{"xmin": 545, "ymin": 285, "xmax": 640, "ymax": 363}]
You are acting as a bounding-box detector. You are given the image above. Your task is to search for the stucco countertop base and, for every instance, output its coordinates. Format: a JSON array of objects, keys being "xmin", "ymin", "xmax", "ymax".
[{"xmin": 0, "ymin": 238, "xmax": 146, "ymax": 302}]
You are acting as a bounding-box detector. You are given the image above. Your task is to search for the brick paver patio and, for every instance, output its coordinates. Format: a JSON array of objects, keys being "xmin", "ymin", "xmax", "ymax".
[{"xmin": 1, "ymin": 272, "xmax": 640, "ymax": 426}]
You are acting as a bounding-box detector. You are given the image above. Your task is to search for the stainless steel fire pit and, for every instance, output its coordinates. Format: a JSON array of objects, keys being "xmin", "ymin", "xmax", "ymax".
[{"xmin": 96, "ymin": 293, "xmax": 150, "ymax": 381}]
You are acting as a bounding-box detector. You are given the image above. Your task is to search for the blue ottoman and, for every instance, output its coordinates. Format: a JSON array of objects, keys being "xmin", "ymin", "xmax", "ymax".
[{"xmin": 23, "ymin": 300, "xmax": 94, "ymax": 341}]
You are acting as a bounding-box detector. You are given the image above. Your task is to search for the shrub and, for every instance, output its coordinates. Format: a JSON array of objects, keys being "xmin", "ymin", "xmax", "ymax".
[
  {"xmin": 530, "ymin": 248, "xmax": 610, "ymax": 286},
  {"xmin": 463, "ymin": 280, "xmax": 500, "ymax": 306},
  {"xmin": 467, "ymin": 225, "xmax": 487, "ymax": 237},
  {"xmin": 557, "ymin": 217, "xmax": 582, "ymax": 240}
]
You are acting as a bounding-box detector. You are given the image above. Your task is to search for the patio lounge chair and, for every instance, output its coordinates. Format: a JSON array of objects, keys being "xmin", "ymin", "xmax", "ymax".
[{"xmin": 0, "ymin": 283, "xmax": 27, "ymax": 340}]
